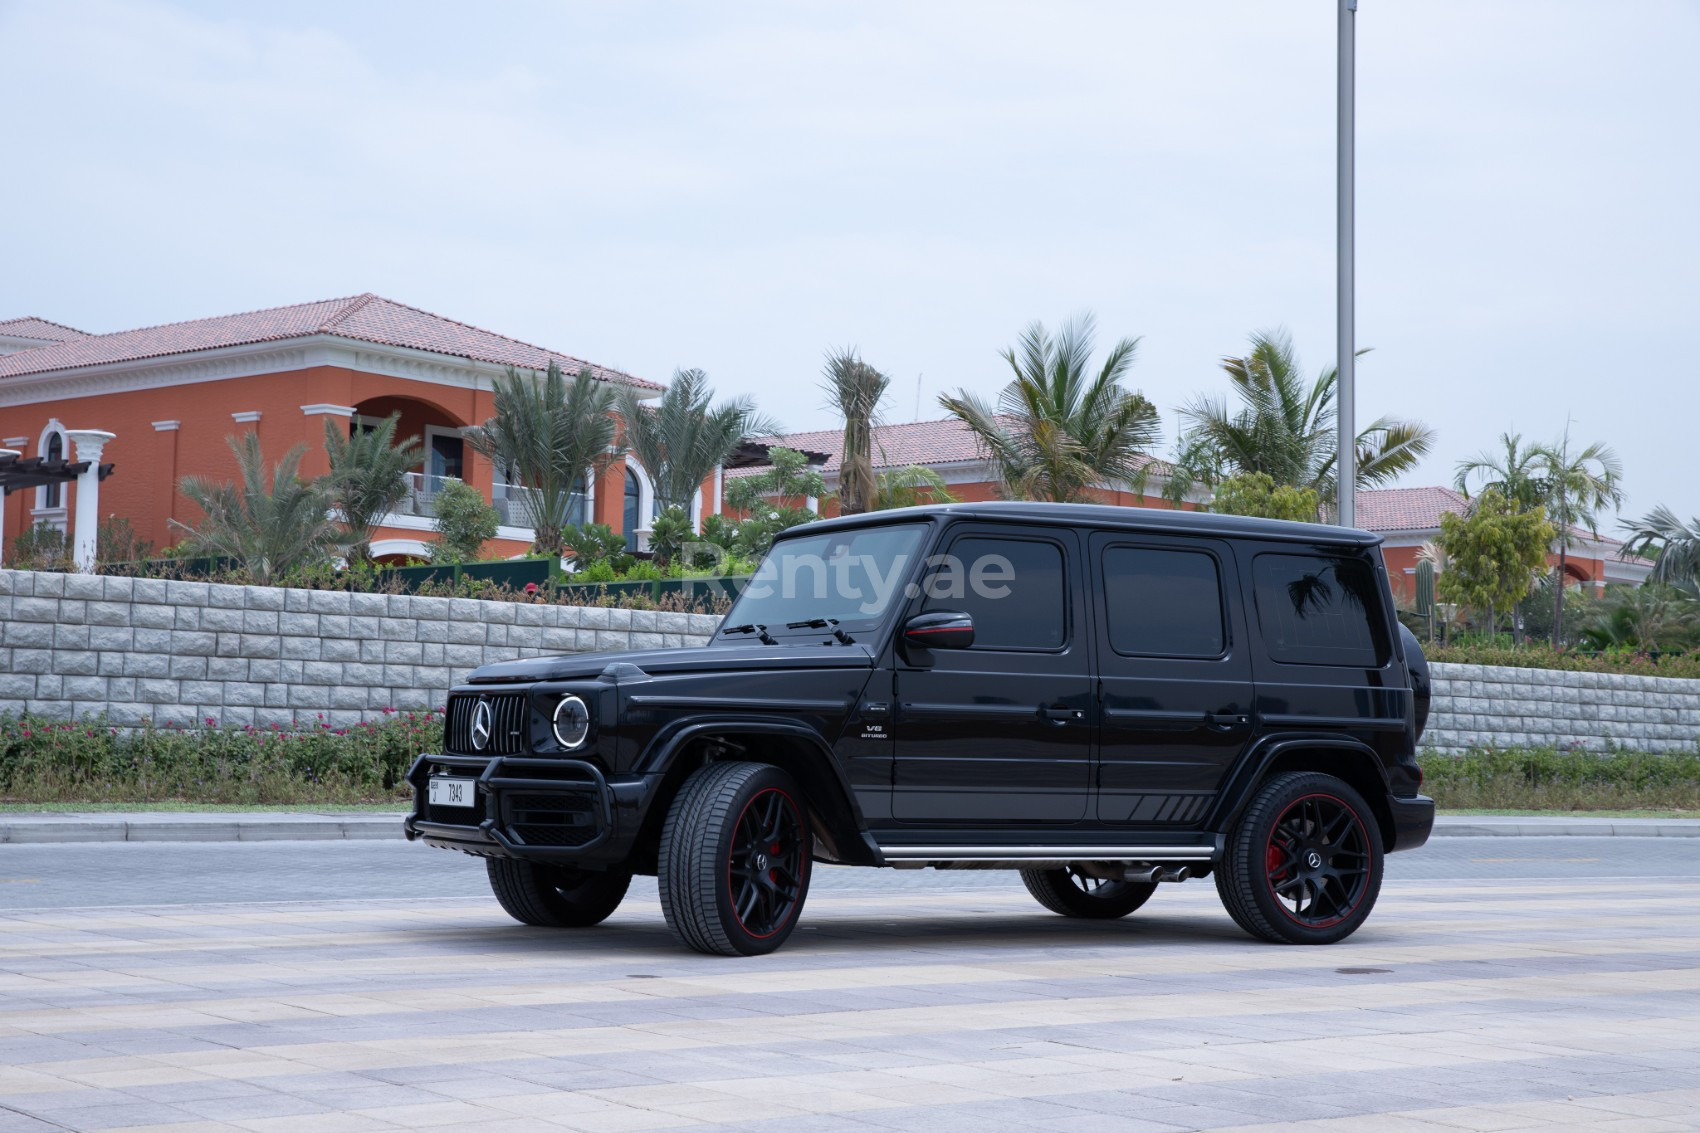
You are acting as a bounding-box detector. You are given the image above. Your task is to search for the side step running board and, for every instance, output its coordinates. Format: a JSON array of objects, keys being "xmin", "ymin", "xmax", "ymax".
[{"xmin": 877, "ymin": 843, "xmax": 1217, "ymax": 864}]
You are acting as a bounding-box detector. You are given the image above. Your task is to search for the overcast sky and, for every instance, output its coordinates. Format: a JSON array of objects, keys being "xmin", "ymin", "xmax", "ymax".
[{"xmin": 3, "ymin": 0, "xmax": 1695, "ymax": 526}]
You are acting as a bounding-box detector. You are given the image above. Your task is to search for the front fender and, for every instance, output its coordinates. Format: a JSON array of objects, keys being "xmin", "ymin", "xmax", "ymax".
[{"xmin": 634, "ymin": 715, "xmax": 878, "ymax": 866}]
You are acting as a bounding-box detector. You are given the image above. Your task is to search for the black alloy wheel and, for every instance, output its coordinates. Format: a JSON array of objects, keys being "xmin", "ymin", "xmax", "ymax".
[
  {"xmin": 658, "ymin": 761, "xmax": 813, "ymax": 956},
  {"xmin": 486, "ymin": 858, "xmax": 633, "ymax": 928},
  {"xmin": 1216, "ymin": 771, "xmax": 1384, "ymax": 945},
  {"xmin": 1020, "ymin": 866, "xmax": 1158, "ymax": 919}
]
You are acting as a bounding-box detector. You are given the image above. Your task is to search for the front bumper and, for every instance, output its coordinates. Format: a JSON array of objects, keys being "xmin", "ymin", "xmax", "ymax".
[
  {"xmin": 403, "ymin": 753, "xmax": 650, "ymax": 865},
  {"xmin": 1388, "ymin": 793, "xmax": 1436, "ymax": 853}
]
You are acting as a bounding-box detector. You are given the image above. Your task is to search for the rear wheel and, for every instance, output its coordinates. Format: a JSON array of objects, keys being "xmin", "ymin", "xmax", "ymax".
[
  {"xmin": 1216, "ymin": 771, "xmax": 1383, "ymax": 944},
  {"xmin": 658, "ymin": 762, "xmax": 813, "ymax": 956},
  {"xmin": 1020, "ymin": 866, "xmax": 1158, "ymax": 919},
  {"xmin": 486, "ymin": 858, "xmax": 632, "ymax": 927}
]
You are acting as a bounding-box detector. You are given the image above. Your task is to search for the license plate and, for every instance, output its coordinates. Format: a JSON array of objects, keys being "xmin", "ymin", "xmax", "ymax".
[{"xmin": 429, "ymin": 777, "xmax": 477, "ymax": 808}]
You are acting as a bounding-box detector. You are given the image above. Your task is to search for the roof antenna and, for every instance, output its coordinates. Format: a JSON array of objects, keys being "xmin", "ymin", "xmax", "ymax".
[{"xmin": 914, "ymin": 373, "xmax": 922, "ymax": 422}]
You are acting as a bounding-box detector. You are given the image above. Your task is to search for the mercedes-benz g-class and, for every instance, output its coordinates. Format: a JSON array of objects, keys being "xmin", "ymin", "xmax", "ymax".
[{"xmin": 405, "ymin": 502, "xmax": 1434, "ymax": 955}]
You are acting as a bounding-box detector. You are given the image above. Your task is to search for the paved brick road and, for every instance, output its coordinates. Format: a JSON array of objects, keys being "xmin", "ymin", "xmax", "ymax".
[{"xmin": 2, "ymin": 840, "xmax": 1698, "ymax": 1132}]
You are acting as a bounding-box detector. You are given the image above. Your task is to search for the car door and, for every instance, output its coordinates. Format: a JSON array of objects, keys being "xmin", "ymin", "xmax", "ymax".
[
  {"xmin": 1090, "ymin": 533, "xmax": 1257, "ymax": 825},
  {"xmin": 892, "ymin": 525, "xmax": 1092, "ymax": 824}
]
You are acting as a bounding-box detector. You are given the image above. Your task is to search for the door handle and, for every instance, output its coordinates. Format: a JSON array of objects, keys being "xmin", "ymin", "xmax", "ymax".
[
  {"xmin": 861, "ymin": 702, "xmax": 890, "ymax": 718},
  {"xmin": 1206, "ymin": 712, "xmax": 1251, "ymax": 731},
  {"xmin": 1041, "ymin": 705, "xmax": 1084, "ymax": 724}
]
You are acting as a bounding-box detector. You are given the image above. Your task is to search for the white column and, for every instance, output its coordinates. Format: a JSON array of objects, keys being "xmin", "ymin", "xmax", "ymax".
[
  {"xmin": 0, "ymin": 449, "xmax": 18, "ymax": 567},
  {"xmin": 66, "ymin": 430, "xmax": 115, "ymax": 573},
  {"xmin": 713, "ymin": 465, "xmax": 724, "ymax": 517}
]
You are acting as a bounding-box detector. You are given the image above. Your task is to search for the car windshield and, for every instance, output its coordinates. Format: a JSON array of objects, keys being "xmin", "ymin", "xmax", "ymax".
[{"xmin": 722, "ymin": 523, "xmax": 928, "ymax": 635}]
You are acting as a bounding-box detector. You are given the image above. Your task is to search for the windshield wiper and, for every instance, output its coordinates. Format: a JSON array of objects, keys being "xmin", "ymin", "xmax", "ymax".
[
  {"xmin": 722, "ymin": 623, "xmax": 778, "ymax": 645},
  {"xmin": 786, "ymin": 618, "xmax": 855, "ymax": 645}
]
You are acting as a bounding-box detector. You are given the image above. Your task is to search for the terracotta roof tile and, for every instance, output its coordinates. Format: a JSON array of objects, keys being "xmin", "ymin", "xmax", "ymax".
[
  {"xmin": 752, "ymin": 417, "xmax": 990, "ymax": 474},
  {"xmin": 0, "ymin": 317, "xmax": 89, "ymax": 344},
  {"xmin": 1353, "ymin": 485, "xmax": 1471, "ymax": 532},
  {"xmin": 0, "ymin": 294, "xmax": 660, "ymax": 389}
]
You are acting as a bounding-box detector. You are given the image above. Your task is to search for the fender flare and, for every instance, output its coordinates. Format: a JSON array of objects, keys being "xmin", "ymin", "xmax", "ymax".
[
  {"xmin": 636, "ymin": 715, "xmax": 876, "ymax": 865},
  {"xmin": 1207, "ymin": 734, "xmax": 1393, "ymax": 835}
]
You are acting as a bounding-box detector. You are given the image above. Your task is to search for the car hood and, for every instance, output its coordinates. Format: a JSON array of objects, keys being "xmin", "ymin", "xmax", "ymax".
[{"xmin": 466, "ymin": 641, "xmax": 878, "ymax": 684}]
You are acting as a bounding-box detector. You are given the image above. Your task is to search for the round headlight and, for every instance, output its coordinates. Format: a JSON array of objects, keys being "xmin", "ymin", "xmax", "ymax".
[{"xmin": 552, "ymin": 695, "xmax": 590, "ymax": 749}]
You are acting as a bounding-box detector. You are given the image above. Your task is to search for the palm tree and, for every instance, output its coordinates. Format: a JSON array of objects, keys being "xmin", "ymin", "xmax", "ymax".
[
  {"xmin": 938, "ymin": 313, "xmax": 1161, "ymax": 503},
  {"xmin": 615, "ymin": 368, "xmax": 777, "ymax": 517},
  {"xmin": 873, "ymin": 464, "xmax": 959, "ymax": 510},
  {"xmin": 1623, "ymin": 505, "xmax": 1700, "ymax": 588},
  {"xmin": 821, "ymin": 349, "xmax": 890, "ymax": 516},
  {"xmin": 464, "ymin": 362, "xmax": 621, "ymax": 556},
  {"xmin": 321, "ymin": 413, "xmax": 422, "ymax": 566},
  {"xmin": 1171, "ymin": 329, "xmax": 1434, "ymax": 507},
  {"xmin": 1535, "ymin": 429, "xmax": 1623, "ymax": 644},
  {"xmin": 1453, "ymin": 432, "xmax": 1549, "ymax": 512},
  {"xmin": 173, "ymin": 433, "xmax": 338, "ymax": 584}
]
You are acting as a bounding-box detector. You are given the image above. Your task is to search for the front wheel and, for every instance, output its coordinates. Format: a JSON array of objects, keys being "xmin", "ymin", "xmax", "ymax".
[
  {"xmin": 658, "ymin": 762, "xmax": 813, "ymax": 956},
  {"xmin": 1215, "ymin": 771, "xmax": 1384, "ymax": 945},
  {"xmin": 486, "ymin": 858, "xmax": 632, "ymax": 928},
  {"xmin": 1020, "ymin": 866, "xmax": 1158, "ymax": 919}
]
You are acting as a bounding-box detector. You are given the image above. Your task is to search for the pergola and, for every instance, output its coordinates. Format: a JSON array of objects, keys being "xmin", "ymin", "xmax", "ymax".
[{"xmin": 0, "ymin": 430, "xmax": 115, "ymax": 571}]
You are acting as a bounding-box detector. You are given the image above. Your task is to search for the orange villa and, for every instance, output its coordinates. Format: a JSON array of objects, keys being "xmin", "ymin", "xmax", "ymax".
[{"xmin": 0, "ymin": 295, "xmax": 1653, "ymax": 596}]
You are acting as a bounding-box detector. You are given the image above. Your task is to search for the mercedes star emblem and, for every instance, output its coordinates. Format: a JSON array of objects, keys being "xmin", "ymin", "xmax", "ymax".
[
  {"xmin": 1305, "ymin": 850, "xmax": 1323, "ymax": 870},
  {"xmin": 470, "ymin": 699, "xmax": 493, "ymax": 751}
]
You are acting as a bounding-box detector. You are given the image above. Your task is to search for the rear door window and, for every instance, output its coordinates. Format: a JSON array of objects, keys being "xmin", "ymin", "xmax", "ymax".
[
  {"xmin": 1252, "ymin": 552, "xmax": 1386, "ymax": 667},
  {"xmin": 1101, "ymin": 546, "xmax": 1225, "ymax": 658}
]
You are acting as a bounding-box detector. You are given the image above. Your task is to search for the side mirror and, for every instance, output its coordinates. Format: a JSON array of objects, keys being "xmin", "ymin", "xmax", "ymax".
[{"xmin": 903, "ymin": 610, "xmax": 974, "ymax": 650}]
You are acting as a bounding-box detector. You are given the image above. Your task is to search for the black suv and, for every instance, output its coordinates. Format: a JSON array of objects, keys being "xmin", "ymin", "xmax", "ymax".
[{"xmin": 405, "ymin": 503, "xmax": 1434, "ymax": 955}]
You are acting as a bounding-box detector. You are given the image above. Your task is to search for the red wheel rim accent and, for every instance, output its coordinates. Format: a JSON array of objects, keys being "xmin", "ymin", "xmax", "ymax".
[
  {"xmin": 1263, "ymin": 793, "xmax": 1373, "ymax": 929},
  {"xmin": 726, "ymin": 787, "xmax": 807, "ymax": 939}
]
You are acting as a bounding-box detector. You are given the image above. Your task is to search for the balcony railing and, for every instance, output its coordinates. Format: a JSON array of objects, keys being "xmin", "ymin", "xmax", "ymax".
[
  {"xmin": 393, "ymin": 472, "xmax": 458, "ymax": 518},
  {"xmin": 388, "ymin": 475, "xmax": 568, "ymax": 532}
]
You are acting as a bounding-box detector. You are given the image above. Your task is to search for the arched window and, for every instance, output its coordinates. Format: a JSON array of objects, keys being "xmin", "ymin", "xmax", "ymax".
[
  {"xmin": 43, "ymin": 432, "xmax": 63, "ymax": 509},
  {"xmin": 623, "ymin": 467, "xmax": 641, "ymax": 550}
]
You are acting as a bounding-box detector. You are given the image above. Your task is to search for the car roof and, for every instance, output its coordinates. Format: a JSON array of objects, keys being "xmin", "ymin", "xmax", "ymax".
[{"xmin": 793, "ymin": 501, "xmax": 1383, "ymax": 548}]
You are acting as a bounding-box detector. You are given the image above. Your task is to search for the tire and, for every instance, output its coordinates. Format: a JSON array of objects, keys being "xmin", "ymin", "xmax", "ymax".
[
  {"xmin": 486, "ymin": 858, "xmax": 632, "ymax": 928},
  {"xmin": 657, "ymin": 762, "xmax": 813, "ymax": 956},
  {"xmin": 1215, "ymin": 771, "xmax": 1384, "ymax": 945},
  {"xmin": 1020, "ymin": 866, "xmax": 1158, "ymax": 919}
]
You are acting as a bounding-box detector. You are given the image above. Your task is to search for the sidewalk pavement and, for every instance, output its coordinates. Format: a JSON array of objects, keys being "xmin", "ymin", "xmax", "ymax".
[{"xmin": 1, "ymin": 811, "xmax": 1697, "ymax": 845}]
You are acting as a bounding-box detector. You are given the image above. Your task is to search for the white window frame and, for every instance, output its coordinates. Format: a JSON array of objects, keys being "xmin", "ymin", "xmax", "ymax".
[{"xmin": 32, "ymin": 419, "xmax": 69, "ymax": 529}]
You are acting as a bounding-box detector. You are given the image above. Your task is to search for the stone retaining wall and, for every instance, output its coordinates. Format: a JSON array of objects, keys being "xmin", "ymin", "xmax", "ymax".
[
  {"xmin": 0, "ymin": 570, "xmax": 719, "ymax": 728},
  {"xmin": 3, "ymin": 569, "xmax": 1698, "ymax": 752},
  {"xmin": 1424, "ymin": 661, "xmax": 1700, "ymax": 754}
]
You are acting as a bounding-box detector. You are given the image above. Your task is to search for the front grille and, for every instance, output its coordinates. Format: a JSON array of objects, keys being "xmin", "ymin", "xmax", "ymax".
[
  {"xmin": 445, "ymin": 693, "xmax": 530, "ymax": 755},
  {"xmin": 427, "ymin": 801, "xmax": 484, "ymax": 826},
  {"xmin": 505, "ymin": 791, "xmax": 597, "ymax": 848}
]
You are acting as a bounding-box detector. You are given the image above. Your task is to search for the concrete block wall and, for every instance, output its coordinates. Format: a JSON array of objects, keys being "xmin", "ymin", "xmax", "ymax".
[
  {"xmin": 0, "ymin": 569, "xmax": 720, "ymax": 728},
  {"xmin": 1424, "ymin": 661, "xmax": 1700, "ymax": 755}
]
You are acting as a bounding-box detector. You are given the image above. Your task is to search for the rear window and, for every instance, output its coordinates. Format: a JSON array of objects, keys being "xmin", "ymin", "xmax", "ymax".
[
  {"xmin": 1252, "ymin": 552, "xmax": 1386, "ymax": 667},
  {"xmin": 1102, "ymin": 546, "xmax": 1225, "ymax": 658}
]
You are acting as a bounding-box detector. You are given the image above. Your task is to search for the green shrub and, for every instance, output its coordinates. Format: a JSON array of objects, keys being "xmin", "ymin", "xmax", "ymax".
[
  {"xmin": 1421, "ymin": 744, "xmax": 1700, "ymax": 811},
  {"xmin": 0, "ymin": 710, "xmax": 444, "ymax": 805},
  {"xmin": 1426, "ymin": 642, "xmax": 1700, "ymax": 679},
  {"xmin": 431, "ymin": 479, "xmax": 500, "ymax": 563}
]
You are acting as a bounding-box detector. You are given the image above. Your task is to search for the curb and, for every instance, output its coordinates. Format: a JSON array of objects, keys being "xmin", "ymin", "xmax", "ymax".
[
  {"xmin": 0, "ymin": 813, "xmax": 406, "ymax": 845},
  {"xmin": 1430, "ymin": 816, "xmax": 1700, "ymax": 839},
  {"xmin": 1, "ymin": 812, "xmax": 1698, "ymax": 845}
]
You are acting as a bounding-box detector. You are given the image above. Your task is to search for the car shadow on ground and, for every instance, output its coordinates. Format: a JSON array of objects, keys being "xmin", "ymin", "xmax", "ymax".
[{"xmin": 400, "ymin": 907, "xmax": 1330, "ymax": 959}]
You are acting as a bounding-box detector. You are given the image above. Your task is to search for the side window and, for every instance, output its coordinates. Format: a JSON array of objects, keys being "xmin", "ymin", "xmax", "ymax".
[
  {"xmin": 1102, "ymin": 546, "xmax": 1224, "ymax": 658},
  {"xmin": 925, "ymin": 536, "xmax": 1066, "ymax": 651},
  {"xmin": 1252, "ymin": 552, "xmax": 1386, "ymax": 667}
]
